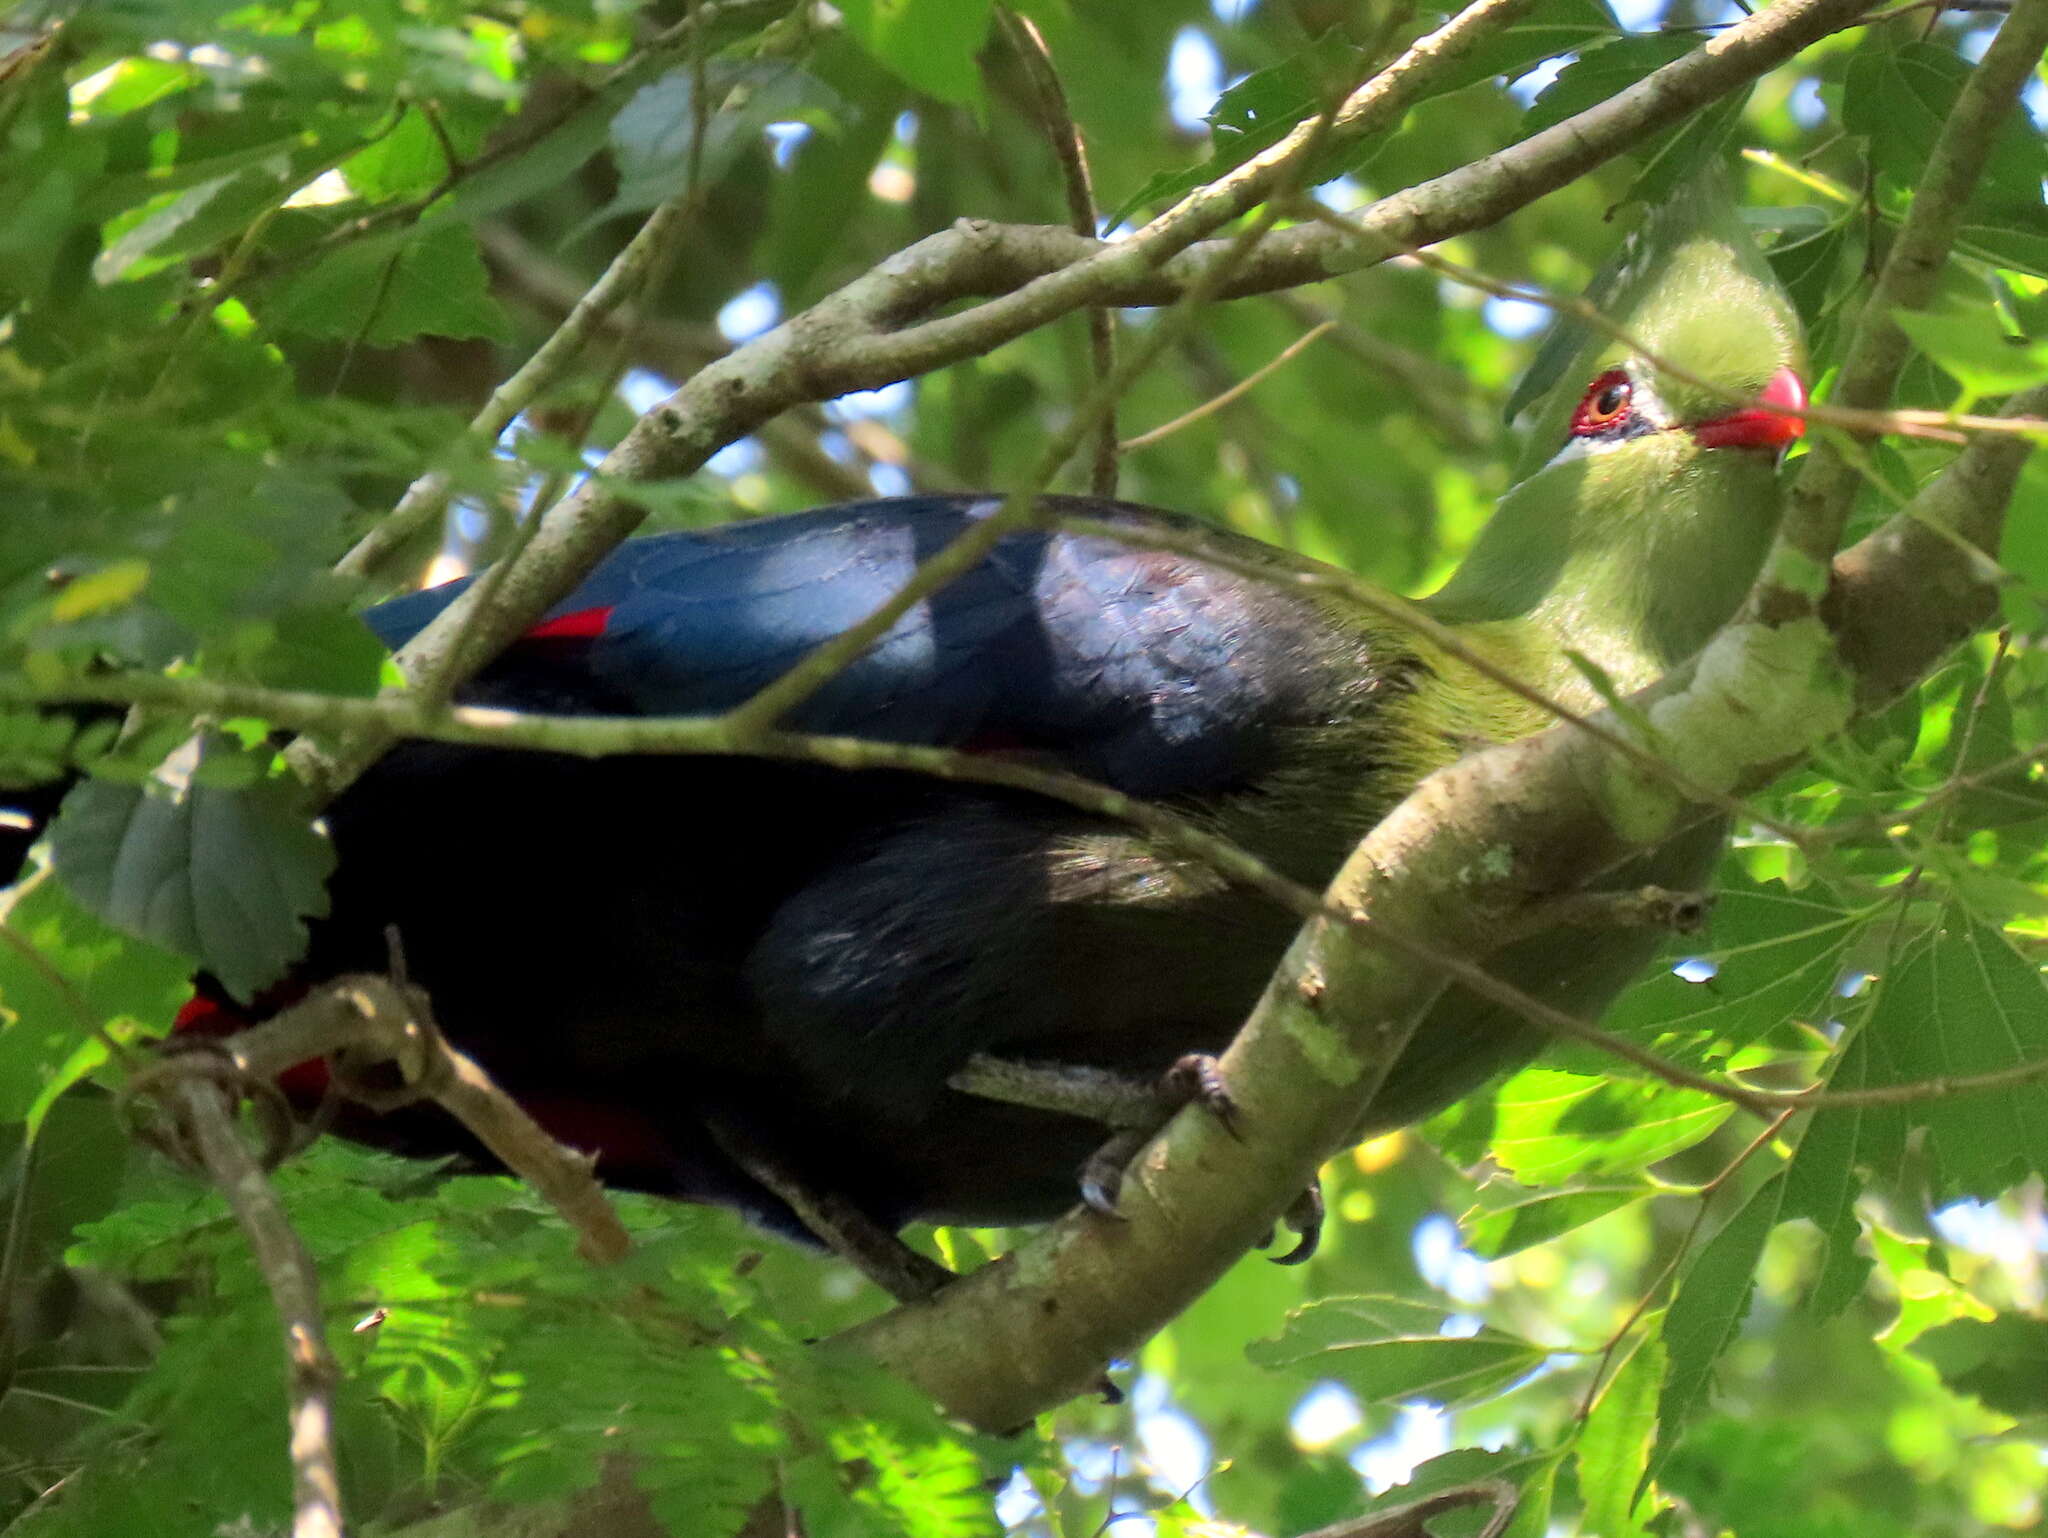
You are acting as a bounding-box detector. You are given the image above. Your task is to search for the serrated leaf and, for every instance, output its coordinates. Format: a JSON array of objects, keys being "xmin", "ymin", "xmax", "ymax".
[
  {"xmin": 1781, "ymin": 1034, "xmax": 1877, "ymax": 1320},
  {"xmin": 1107, "ymin": 32, "xmax": 1363, "ymax": 227},
  {"xmin": 1650, "ymin": 1172, "xmax": 1786, "ymax": 1480},
  {"xmin": 0, "ymin": 872, "xmax": 189, "ymax": 1126},
  {"xmin": 1854, "ymin": 909, "xmax": 2048, "ymax": 1199},
  {"xmin": 276, "ymin": 222, "xmax": 509, "ymax": 346},
  {"xmin": 1577, "ymin": 1322, "xmax": 1665, "ymax": 1538},
  {"xmin": 1843, "ymin": 41, "xmax": 2045, "ymax": 214},
  {"xmin": 1488, "ymin": 1068, "xmax": 1732, "ymax": 1183},
  {"xmin": 1599, "ymin": 871, "xmax": 1869, "ymax": 1052},
  {"xmin": 606, "ymin": 61, "xmax": 843, "ymax": 218},
  {"xmin": 1520, "ymin": 33, "xmax": 1692, "ymax": 140},
  {"xmin": 48, "ymin": 736, "xmax": 332, "ymax": 1000},
  {"xmin": 1910, "ymin": 1315, "xmax": 2048, "ymax": 1415},
  {"xmin": 1768, "ymin": 219, "xmax": 1850, "ymax": 329},
  {"xmin": 1343, "ymin": 1447, "xmax": 1559, "ymax": 1538},
  {"xmin": 1518, "ymin": 34, "xmax": 1744, "ymax": 210},
  {"xmin": 1424, "ymin": 0, "xmax": 1620, "ymax": 96},
  {"xmin": 1248, "ymin": 1296, "xmax": 1545, "ymax": 1407}
]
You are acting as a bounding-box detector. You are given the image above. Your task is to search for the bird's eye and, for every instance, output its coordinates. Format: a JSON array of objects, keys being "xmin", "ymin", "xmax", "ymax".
[{"xmin": 1570, "ymin": 370, "xmax": 1633, "ymax": 437}]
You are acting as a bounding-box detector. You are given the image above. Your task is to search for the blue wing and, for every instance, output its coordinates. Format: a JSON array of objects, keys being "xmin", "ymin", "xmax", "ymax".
[{"xmin": 363, "ymin": 495, "xmax": 1366, "ymax": 796}]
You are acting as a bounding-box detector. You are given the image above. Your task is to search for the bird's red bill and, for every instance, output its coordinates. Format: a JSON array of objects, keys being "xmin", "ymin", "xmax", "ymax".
[{"xmin": 1690, "ymin": 366, "xmax": 1807, "ymax": 451}]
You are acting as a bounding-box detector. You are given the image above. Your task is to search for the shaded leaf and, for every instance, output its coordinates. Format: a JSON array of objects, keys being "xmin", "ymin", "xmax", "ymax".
[
  {"xmin": 1108, "ymin": 32, "xmax": 1362, "ymax": 226},
  {"xmin": 1427, "ymin": 0, "xmax": 1618, "ymax": 94},
  {"xmin": 1895, "ymin": 305, "xmax": 2048, "ymax": 401},
  {"xmin": 48, "ymin": 737, "xmax": 332, "ymax": 1000},
  {"xmin": 837, "ymin": 0, "xmax": 994, "ymax": 109},
  {"xmin": 1650, "ymin": 1172, "xmax": 1787, "ymax": 1479},
  {"xmin": 1911, "ymin": 1315, "xmax": 2048, "ymax": 1416},
  {"xmin": 1599, "ymin": 871, "xmax": 1869, "ymax": 1052},
  {"xmin": 1854, "ymin": 909, "xmax": 2048, "ymax": 1199},
  {"xmin": 1248, "ymin": 1296, "xmax": 1545, "ymax": 1408},
  {"xmin": 276, "ymin": 223, "xmax": 508, "ymax": 345}
]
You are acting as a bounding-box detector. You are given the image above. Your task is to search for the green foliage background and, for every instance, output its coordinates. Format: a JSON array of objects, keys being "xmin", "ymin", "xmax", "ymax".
[{"xmin": 2, "ymin": 0, "xmax": 2048, "ymax": 1534}]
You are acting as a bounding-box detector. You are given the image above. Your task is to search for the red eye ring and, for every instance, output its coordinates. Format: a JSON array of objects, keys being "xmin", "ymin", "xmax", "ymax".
[{"xmin": 1571, "ymin": 369, "xmax": 1633, "ymax": 436}]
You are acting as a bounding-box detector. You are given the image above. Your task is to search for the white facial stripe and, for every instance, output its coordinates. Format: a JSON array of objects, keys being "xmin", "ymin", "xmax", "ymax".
[{"xmin": 1540, "ymin": 369, "xmax": 1675, "ymax": 470}]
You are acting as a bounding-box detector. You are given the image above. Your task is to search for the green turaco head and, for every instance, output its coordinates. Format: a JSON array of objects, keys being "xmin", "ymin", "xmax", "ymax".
[{"xmin": 1426, "ymin": 177, "xmax": 1805, "ymax": 698}]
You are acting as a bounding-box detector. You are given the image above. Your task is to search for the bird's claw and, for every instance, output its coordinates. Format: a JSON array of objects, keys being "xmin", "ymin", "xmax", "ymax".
[
  {"xmin": 1264, "ymin": 1180, "xmax": 1324, "ymax": 1265},
  {"xmin": 1161, "ymin": 1052, "xmax": 1240, "ymax": 1139},
  {"xmin": 1079, "ymin": 1130, "xmax": 1144, "ymax": 1218}
]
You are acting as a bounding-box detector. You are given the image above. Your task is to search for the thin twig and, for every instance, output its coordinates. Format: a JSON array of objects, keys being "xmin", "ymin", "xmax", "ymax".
[
  {"xmin": 716, "ymin": 66, "xmax": 1372, "ymax": 741},
  {"xmin": 1309, "ymin": 200, "xmax": 2048, "ymax": 449},
  {"xmin": 1299, "ymin": 1480, "xmax": 1519, "ymax": 1538},
  {"xmin": 998, "ymin": 6, "xmax": 1118, "ymax": 497},
  {"xmin": 1119, "ymin": 321, "xmax": 1335, "ymax": 451},
  {"xmin": 290, "ymin": 0, "xmax": 1865, "ymax": 811},
  {"xmin": 32, "ymin": 667, "xmax": 2048, "ymax": 1119},
  {"xmin": 1574, "ymin": 1108, "xmax": 1795, "ymax": 1420}
]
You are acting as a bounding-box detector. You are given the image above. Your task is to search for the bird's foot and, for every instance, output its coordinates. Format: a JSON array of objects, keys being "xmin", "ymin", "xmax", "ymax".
[
  {"xmin": 948, "ymin": 1050, "xmax": 1240, "ymax": 1218},
  {"xmin": 950, "ymin": 1051, "xmax": 1324, "ymax": 1261}
]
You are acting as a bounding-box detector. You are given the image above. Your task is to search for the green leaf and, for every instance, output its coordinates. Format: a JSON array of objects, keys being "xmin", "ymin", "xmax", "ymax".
[
  {"xmin": 765, "ymin": 40, "xmax": 904, "ymax": 301},
  {"xmin": 837, "ymin": 0, "xmax": 994, "ymax": 109},
  {"xmin": 1107, "ymin": 32, "xmax": 1363, "ymax": 227},
  {"xmin": 1342, "ymin": 1448, "xmax": 1560, "ymax": 1538},
  {"xmin": 339, "ymin": 107, "xmax": 452, "ymax": 206},
  {"xmin": 1433, "ymin": 0, "xmax": 1619, "ymax": 91},
  {"xmin": 276, "ymin": 222, "xmax": 509, "ymax": 345},
  {"xmin": 0, "ymin": 873, "xmax": 188, "ymax": 1125},
  {"xmin": 1488, "ymin": 1069, "xmax": 1733, "ymax": 1183},
  {"xmin": 1598, "ymin": 871, "xmax": 1869, "ymax": 1053},
  {"xmin": 1911, "ymin": 1315, "xmax": 2048, "ymax": 1415},
  {"xmin": 1521, "ymin": 33, "xmax": 1692, "ymax": 139},
  {"xmin": 1577, "ymin": 1322, "xmax": 1666, "ymax": 1538},
  {"xmin": 606, "ymin": 61, "xmax": 843, "ymax": 218},
  {"xmin": 1461, "ymin": 1180, "xmax": 1652, "ymax": 1258},
  {"xmin": 1894, "ymin": 305, "xmax": 2048, "ymax": 401},
  {"xmin": 1520, "ymin": 34, "xmax": 1744, "ymax": 209},
  {"xmin": 1650, "ymin": 1172, "xmax": 1787, "ymax": 1479},
  {"xmin": 48, "ymin": 736, "xmax": 333, "ymax": 1000},
  {"xmin": 1761, "ymin": 218, "xmax": 1859, "ymax": 329},
  {"xmin": 1247, "ymin": 1296, "xmax": 1546, "ymax": 1407},
  {"xmin": 1843, "ymin": 41, "xmax": 2045, "ymax": 213},
  {"xmin": 1854, "ymin": 909, "xmax": 2048, "ymax": 1199},
  {"xmin": 1781, "ymin": 1044, "xmax": 1876, "ymax": 1321}
]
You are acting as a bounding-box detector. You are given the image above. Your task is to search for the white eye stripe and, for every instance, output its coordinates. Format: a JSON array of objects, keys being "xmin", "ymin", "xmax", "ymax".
[{"xmin": 1544, "ymin": 371, "xmax": 1674, "ymax": 469}]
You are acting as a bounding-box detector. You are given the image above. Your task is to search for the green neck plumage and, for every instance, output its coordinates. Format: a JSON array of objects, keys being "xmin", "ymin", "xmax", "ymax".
[{"xmin": 1421, "ymin": 436, "xmax": 1783, "ymax": 705}]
